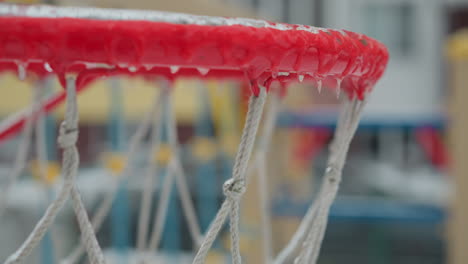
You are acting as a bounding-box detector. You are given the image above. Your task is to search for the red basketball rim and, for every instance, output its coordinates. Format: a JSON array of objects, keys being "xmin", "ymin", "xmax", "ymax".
[{"xmin": 0, "ymin": 4, "xmax": 389, "ymax": 142}]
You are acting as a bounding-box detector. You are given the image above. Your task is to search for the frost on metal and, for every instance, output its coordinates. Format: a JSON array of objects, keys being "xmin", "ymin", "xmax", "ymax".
[{"xmin": 0, "ymin": 4, "xmax": 326, "ymax": 34}]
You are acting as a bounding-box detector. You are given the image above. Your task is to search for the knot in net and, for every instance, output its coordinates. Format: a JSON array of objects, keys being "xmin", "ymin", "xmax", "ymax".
[
  {"xmin": 223, "ymin": 178, "xmax": 247, "ymax": 201},
  {"xmin": 57, "ymin": 124, "xmax": 78, "ymax": 149}
]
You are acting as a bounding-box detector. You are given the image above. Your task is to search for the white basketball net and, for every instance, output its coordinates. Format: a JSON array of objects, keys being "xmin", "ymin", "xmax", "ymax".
[
  {"xmin": 0, "ymin": 75, "xmax": 364, "ymax": 264},
  {"xmin": 0, "ymin": 6, "xmax": 367, "ymax": 264}
]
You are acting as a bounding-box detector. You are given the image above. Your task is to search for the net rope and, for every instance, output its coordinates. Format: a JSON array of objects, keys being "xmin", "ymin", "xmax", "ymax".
[
  {"xmin": 61, "ymin": 81, "xmax": 163, "ymax": 264},
  {"xmin": 0, "ymin": 86, "xmax": 37, "ymax": 219},
  {"xmin": 193, "ymin": 86, "xmax": 267, "ymax": 264},
  {"xmin": 35, "ymin": 78, "xmax": 58, "ymax": 263},
  {"xmin": 35, "ymin": 81, "xmax": 48, "ymax": 184},
  {"xmin": 63, "ymin": 80, "xmax": 202, "ymax": 264},
  {"xmin": 162, "ymin": 81, "xmax": 202, "ymax": 248},
  {"xmin": 136, "ymin": 85, "xmax": 164, "ymax": 252},
  {"xmin": 146, "ymin": 80, "xmax": 202, "ymax": 253},
  {"xmin": 298, "ymin": 99, "xmax": 364, "ymax": 264},
  {"xmin": 274, "ymin": 98, "xmax": 365, "ymax": 264},
  {"xmin": 251, "ymin": 88, "xmax": 281, "ymax": 263},
  {"xmin": 4, "ymin": 76, "xmax": 104, "ymax": 264},
  {"xmin": 0, "ymin": 79, "xmax": 368, "ymax": 264}
]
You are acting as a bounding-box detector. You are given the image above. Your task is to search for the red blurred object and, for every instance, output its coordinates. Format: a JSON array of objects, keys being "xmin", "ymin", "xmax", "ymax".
[
  {"xmin": 294, "ymin": 129, "xmax": 331, "ymax": 165},
  {"xmin": 415, "ymin": 127, "xmax": 449, "ymax": 171}
]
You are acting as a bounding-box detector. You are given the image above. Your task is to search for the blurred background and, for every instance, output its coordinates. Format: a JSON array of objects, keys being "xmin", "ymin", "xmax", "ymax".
[{"xmin": 1, "ymin": 0, "xmax": 468, "ymax": 263}]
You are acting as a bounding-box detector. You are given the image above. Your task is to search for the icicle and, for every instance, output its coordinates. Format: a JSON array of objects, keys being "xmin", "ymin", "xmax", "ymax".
[
  {"xmin": 43, "ymin": 62, "xmax": 53, "ymax": 73},
  {"xmin": 197, "ymin": 67, "xmax": 210, "ymax": 76},
  {"xmin": 298, "ymin": 75, "xmax": 304, "ymax": 82},
  {"xmin": 17, "ymin": 63, "xmax": 26, "ymax": 81},
  {"xmin": 144, "ymin": 65, "xmax": 153, "ymax": 71},
  {"xmin": 84, "ymin": 63, "xmax": 113, "ymax": 70},
  {"xmin": 336, "ymin": 78, "xmax": 342, "ymax": 98},
  {"xmin": 170, "ymin": 66, "xmax": 180, "ymax": 74},
  {"xmin": 129, "ymin": 66, "xmax": 137, "ymax": 73},
  {"xmin": 278, "ymin": 72, "xmax": 290, "ymax": 76},
  {"xmin": 317, "ymin": 79, "xmax": 322, "ymax": 93}
]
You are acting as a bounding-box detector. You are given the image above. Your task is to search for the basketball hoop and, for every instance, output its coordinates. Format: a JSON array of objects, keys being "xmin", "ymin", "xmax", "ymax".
[{"xmin": 0, "ymin": 4, "xmax": 388, "ymax": 264}]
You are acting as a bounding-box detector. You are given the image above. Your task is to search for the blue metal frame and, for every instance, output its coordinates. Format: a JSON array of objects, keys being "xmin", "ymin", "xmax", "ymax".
[
  {"xmin": 278, "ymin": 111, "xmax": 446, "ymax": 130},
  {"xmin": 272, "ymin": 196, "xmax": 445, "ymax": 224},
  {"xmin": 193, "ymin": 90, "xmax": 218, "ymax": 233},
  {"xmin": 108, "ymin": 80, "xmax": 131, "ymax": 251},
  {"xmin": 40, "ymin": 82, "xmax": 57, "ymax": 264}
]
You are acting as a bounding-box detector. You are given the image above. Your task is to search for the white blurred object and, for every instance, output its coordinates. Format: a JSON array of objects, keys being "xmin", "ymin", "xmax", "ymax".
[
  {"xmin": 324, "ymin": 0, "xmax": 443, "ymax": 120},
  {"xmin": 363, "ymin": 162, "xmax": 452, "ymax": 206},
  {"xmin": 0, "ymin": 168, "xmax": 121, "ymax": 263}
]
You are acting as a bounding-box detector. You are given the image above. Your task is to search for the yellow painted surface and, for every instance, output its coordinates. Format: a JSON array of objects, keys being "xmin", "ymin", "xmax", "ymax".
[
  {"xmin": 206, "ymin": 82, "xmax": 240, "ymax": 157},
  {"xmin": 0, "ymin": 73, "xmax": 35, "ymax": 116},
  {"xmin": 172, "ymin": 79, "xmax": 202, "ymax": 123},
  {"xmin": 191, "ymin": 137, "xmax": 218, "ymax": 162},
  {"xmin": 447, "ymin": 29, "xmax": 468, "ymax": 61},
  {"xmin": 447, "ymin": 31, "xmax": 468, "ymax": 264},
  {"xmin": 448, "ymin": 60, "xmax": 468, "ymax": 264},
  {"xmin": 273, "ymin": 217, "xmax": 301, "ymax": 254},
  {"xmin": 102, "ymin": 152, "xmax": 127, "ymax": 174},
  {"xmin": 205, "ymin": 252, "xmax": 227, "ymax": 264},
  {"xmin": 0, "ymin": 75, "xmax": 203, "ymax": 123},
  {"xmin": 154, "ymin": 144, "xmax": 172, "ymax": 165},
  {"xmin": 241, "ymin": 172, "xmax": 263, "ymax": 263},
  {"xmin": 30, "ymin": 160, "xmax": 61, "ymax": 185}
]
